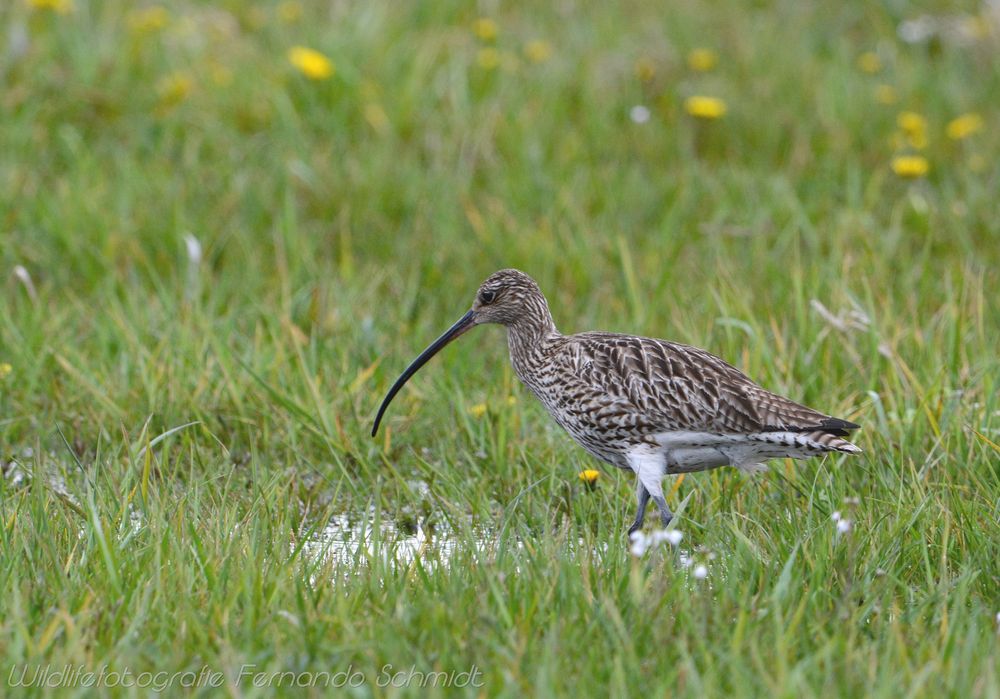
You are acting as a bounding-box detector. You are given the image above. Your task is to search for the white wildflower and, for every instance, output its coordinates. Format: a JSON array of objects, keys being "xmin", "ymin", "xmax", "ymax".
[
  {"xmin": 650, "ymin": 528, "xmax": 682, "ymax": 545},
  {"xmin": 831, "ymin": 511, "xmax": 841, "ymax": 522},
  {"xmin": 637, "ymin": 528, "xmax": 684, "ymax": 555},
  {"xmin": 629, "ymin": 531, "xmax": 649, "ymax": 557},
  {"xmin": 693, "ymin": 564, "xmax": 708, "ymax": 580},
  {"xmin": 836, "ymin": 518, "xmax": 852, "ymax": 534},
  {"xmin": 629, "ymin": 105, "xmax": 651, "ymax": 124},
  {"xmin": 898, "ymin": 16, "xmax": 936, "ymax": 44}
]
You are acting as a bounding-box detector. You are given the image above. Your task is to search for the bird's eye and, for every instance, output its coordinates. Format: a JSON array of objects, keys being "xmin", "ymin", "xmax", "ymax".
[{"xmin": 479, "ymin": 290, "xmax": 497, "ymax": 304}]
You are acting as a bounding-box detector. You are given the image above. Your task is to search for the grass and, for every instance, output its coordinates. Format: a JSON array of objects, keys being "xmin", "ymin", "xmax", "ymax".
[{"xmin": 2, "ymin": 0, "xmax": 999, "ymax": 695}]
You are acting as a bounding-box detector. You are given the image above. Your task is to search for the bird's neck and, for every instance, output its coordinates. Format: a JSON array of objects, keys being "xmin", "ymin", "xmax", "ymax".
[{"xmin": 506, "ymin": 306, "xmax": 558, "ymax": 372}]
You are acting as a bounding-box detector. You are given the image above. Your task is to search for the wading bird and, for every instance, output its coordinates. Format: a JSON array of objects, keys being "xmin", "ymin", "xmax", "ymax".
[{"xmin": 371, "ymin": 269, "xmax": 861, "ymax": 535}]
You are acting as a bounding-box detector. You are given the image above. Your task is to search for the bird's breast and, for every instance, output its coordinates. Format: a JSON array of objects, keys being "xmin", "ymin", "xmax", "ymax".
[{"xmin": 515, "ymin": 379, "xmax": 633, "ymax": 466}]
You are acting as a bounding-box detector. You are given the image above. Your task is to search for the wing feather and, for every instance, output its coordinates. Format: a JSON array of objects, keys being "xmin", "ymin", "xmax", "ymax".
[{"xmin": 558, "ymin": 332, "xmax": 858, "ymax": 436}]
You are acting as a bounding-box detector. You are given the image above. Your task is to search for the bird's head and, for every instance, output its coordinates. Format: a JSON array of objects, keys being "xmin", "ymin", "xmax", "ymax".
[
  {"xmin": 370, "ymin": 268, "xmax": 547, "ymax": 436},
  {"xmin": 470, "ymin": 268, "xmax": 545, "ymax": 327}
]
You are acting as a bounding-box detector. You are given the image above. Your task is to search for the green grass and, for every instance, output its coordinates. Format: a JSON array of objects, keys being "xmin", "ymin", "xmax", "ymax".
[{"xmin": 2, "ymin": 0, "xmax": 1000, "ymax": 695}]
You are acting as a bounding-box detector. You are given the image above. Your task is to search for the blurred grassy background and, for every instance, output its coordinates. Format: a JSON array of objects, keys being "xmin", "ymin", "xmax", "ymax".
[{"xmin": 1, "ymin": 0, "xmax": 999, "ymax": 696}]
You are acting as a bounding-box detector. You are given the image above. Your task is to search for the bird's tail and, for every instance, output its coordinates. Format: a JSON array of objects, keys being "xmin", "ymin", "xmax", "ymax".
[
  {"xmin": 749, "ymin": 430, "xmax": 862, "ymax": 455},
  {"xmin": 805, "ymin": 430, "xmax": 862, "ymax": 454}
]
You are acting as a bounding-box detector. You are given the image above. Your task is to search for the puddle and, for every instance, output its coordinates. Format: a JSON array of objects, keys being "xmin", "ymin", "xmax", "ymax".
[
  {"xmin": 295, "ymin": 514, "xmax": 499, "ymax": 577},
  {"xmin": 292, "ymin": 516, "xmax": 720, "ymax": 589},
  {"xmin": 293, "ymin": 513, "xmax": 633, "ymax": 584}
]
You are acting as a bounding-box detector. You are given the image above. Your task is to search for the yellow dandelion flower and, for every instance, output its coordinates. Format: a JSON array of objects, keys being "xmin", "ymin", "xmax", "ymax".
[
  {"xmin": 28, "ymin": 0, "xmax": 74, "ymax": 14},
  {"xmin": 0, "ymin": 363, "xmax": 11, "ymax": 380},
  {"xmin": 127, "ymin": 5, "xmax": 168, "ymax": 33},
  {"xmin": 277, "ymin": 1, "xmax": 303, "ymax": 23},
  {"xmin": 363, "ymin": 103, "xmax": 389, "ymax": 134},
  {"xmin": 946, "ymin": 113, "xmax": 983, "ymax": 140},
  {"xmin": 874, "ymin": 84, "xmax": 897, "ymax": 105},
  {"xmin": 468, "ymin": 403, "xmax": 488, "ymax": 418},
  {"xmin": 476, "ymin": 47, "xmax": 500, "ymax": 70},
  {"xmin": 684, "ymin": 95, "xmax": 726, "ymax": 119},
  {"xmin": 288, "ymin": 46, "xmax": 334, "ymax": 80},
  {"xmin": 578, "ymin": 469, "xmax": 600, "ymax": 487},
  {"xmin": 856, "ymin": 51, "xmax": 881, "ymax": 74},
  {"xmin": 687, "ymin": 48, "xmax": 718, "ymax": 72},
  {"xmin": 897, "ymin": 111, "xmax": 926, "ymax": 133},
  {"xmin": 157, "ymin": 72, "xmax": 193, "ymax": 108},
  {"xmin": 634, "ymin": 57, "xmax": 656, "ymax": 83},
  {"xmin": 472, "ymin": 17, "xmax": 497, "ymax": 41},
  {"xmin": 891, "ymin": 155, "xmax": 929, "ymax": 178},
  {"xmin": 897, "ymin": 111, "xmax": 928, "ymax": 149},
  {"xmin": 524, "ymin": 39, "xmax": 553, "ymax": 64}
]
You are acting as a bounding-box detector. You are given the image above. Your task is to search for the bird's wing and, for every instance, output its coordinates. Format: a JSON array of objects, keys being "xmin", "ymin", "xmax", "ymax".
[{"xmin": 558, "ymin": 332, "xmax": 858, "ymax": 436}]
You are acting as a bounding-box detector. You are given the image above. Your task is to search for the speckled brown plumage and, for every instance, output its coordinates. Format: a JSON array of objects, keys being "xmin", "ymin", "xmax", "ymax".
[{"xmin": 372, "ymin": 269, "xmax": 861, "ymax": 535}]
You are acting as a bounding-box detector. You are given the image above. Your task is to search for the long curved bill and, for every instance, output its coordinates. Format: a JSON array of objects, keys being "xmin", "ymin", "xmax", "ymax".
[{"xmin": 371, "ymin": 309, "xmax": 477, "ymax": 437}]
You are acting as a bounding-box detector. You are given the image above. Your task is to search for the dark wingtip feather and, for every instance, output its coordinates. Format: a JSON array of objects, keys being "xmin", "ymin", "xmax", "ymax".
[
  {"xmin": 762, "ymin": 415, "xmax": 861, "ymax": 437},
  {"xmin": 819, "ymin": 417, "xmax": 861, "ymax": 436}
]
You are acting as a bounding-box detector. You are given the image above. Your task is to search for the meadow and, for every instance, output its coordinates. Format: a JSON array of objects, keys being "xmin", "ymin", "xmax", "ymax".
[{"xmin": 1, "ymin": 0, "xmax": 999, "ymax": 695}]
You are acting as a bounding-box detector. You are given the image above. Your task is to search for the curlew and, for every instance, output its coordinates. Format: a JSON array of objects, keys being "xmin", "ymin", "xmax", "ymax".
[{"xmin": 371, "ymin": 269, "xmax": 861, "ymax": 535}]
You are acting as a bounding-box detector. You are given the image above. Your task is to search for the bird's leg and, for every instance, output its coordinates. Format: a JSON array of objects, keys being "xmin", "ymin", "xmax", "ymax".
[
  {"xmin": 651, "ymin": 494, "xmax": 673, "ymax": 528},
  {"xmin": 627, "ymin": 448, "xmax": 672, "ymax": 532},
  {"xmin": 628, "ymin": 480, "xmax": 650, "ymax": 537}
]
